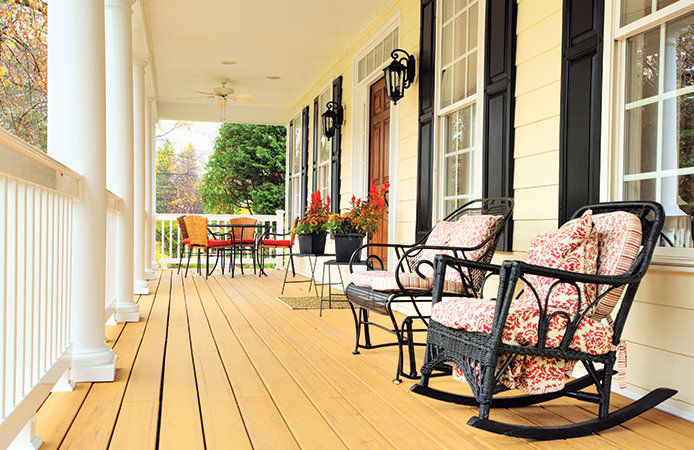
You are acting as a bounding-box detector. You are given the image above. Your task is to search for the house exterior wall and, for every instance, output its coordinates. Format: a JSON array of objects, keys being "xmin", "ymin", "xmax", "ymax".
[{"xmin": 285, "ymin": 0, "xmax": 694, "ymax": 417}]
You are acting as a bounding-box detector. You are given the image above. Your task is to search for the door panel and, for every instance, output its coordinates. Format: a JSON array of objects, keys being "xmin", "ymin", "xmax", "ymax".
[{"xmin": 369, "ymin": 77, "xmax": 390, "ymax": 268}]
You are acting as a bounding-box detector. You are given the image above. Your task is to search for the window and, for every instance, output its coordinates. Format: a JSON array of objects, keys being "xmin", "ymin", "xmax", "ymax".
[
  {"xmin": 357, "ymin": 28, "xmax": 399, "ymax": 84},
  {"xmin": 437, "ymin": 0, "xmax": 482, "ymax": 216},
  {"xmin": 288, "ymin": 113, "xmax": 302, "ymax": 221},
  {"xmin": 611, "ymin": 2, "xmax": 694, "ymax": 250},
  {"xmin": 316, "ymin": 88, "xmax": 332, "ymax": 195}
]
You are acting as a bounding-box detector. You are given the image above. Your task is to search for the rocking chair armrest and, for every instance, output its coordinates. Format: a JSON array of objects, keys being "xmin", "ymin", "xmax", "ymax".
[{"xmin": 511, "ymin": 261, "xmax": 641, "ymax": 286}]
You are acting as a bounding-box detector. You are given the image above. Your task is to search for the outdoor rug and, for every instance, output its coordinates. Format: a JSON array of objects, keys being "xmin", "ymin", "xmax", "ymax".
[{"xmin": 275, "ymin": 295, "xmax": 351, "ymax": 310}]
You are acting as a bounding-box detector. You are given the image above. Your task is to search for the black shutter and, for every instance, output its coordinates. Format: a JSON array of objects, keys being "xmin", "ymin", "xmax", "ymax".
[
  {"xmin": 300, "ymin": 105, "xmax": 309, "ymax": 218},
  {"xmin": 559, "ymin": 0, "xmax": 603, "ymax": 224},
  {"xmin": 415, "ymin": 0, "xmax": 436, "ymax": 242},
  {"xmin": 287, "ymin": 120, "xmax": 294, "ymax": 220},
  {"xmin": 482, "ymin": 0, "xmax": 517, "ymax": 251},
  {"xmin": 330, "ymin": 76, "xmax": 343, "ymax": 213},
  {"xmin": 312, "ymin": 96, "xmax": 319, "ymax": 192}
]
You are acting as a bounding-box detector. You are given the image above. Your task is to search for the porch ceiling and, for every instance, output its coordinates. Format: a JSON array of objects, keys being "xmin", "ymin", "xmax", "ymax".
[{"xmin": 146, "ymin": 0, "xmax": 391, "ymax": 125}]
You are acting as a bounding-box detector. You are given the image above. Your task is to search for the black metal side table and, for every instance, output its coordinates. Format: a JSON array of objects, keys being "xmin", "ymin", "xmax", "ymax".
[
  {"xmin": 282, "ymin": 253, "xmax": 335, "ymax": 297},
  {"xmin": 319, "ymin": 259, "xmax": 367, "ymax": 316}
]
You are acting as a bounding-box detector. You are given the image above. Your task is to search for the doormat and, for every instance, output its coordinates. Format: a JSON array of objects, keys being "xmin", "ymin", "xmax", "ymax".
[{"xmin": 275, "ymin": 296, "xmax": 351, "ymax": 310}]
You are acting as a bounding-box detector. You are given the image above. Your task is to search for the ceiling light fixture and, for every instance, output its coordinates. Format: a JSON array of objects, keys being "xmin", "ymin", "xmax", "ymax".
[
  {"xmin": 266, "ymin": 75, "xmax": 281, "ymax": 80},
  {"xmin": 221, "ymin": 60, "xmax": 238, "ymax": 65}
]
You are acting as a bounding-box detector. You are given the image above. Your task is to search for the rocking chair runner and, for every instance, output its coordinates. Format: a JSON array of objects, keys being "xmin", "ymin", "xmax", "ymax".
[
  {"xmin": 411, "ymin": 201, "xmax": 677, "ymax": 440},
  {"xmin": 344, "ymin": 197, "xmax": 514, "ymax": 383}
]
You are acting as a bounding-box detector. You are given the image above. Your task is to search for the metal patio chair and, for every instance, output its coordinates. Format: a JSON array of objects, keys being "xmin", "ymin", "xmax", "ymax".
[
  {"xmin": 258, "ymin": 217, "xmax": 299, "ymax": 290},
  {"xmin": 411, "ymin": 201, "xmax": 677, "ymax": 440},
  {"xmin": 344, "ymin": 197, "xmax": 514, "ymax": 383}
]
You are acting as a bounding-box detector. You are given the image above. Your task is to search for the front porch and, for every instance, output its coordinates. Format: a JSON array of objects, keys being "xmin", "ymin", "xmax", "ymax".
[{"xmin": 36, "ymin": 270, "xmax": 694, "ymax": 448}]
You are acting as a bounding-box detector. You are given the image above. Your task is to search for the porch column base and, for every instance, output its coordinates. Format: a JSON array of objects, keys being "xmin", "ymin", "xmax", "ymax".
[
  {"xmin": 144, "ymin": 269, "xmax": 155, "ymax": 280},
  {"xmin": 71, "ymin": 348, "xmax": 116, "ymax": 382},
  {"xmin": 115, "ymin": 303, "xmax": 140, "ymax": 322},
  {"xmin": 9, "ymin": 417, "xmax": 42, "ymax": 450},
  {"xmin": 133, "ymin": 280, "xmax": 149, "ymax": 295}
]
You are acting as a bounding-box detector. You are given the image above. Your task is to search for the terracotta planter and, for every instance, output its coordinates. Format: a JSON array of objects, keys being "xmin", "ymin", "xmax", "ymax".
[
  {"xmin": 298, "ymin": 232, "xmax": 327, "ymax": 255},
  {"xmin": 333, "ymin": 233, "xmax": 365, "ymax": 262}
]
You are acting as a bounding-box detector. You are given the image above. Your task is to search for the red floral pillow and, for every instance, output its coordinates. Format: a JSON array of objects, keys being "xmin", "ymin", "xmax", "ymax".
[{"xmin": 521, "ymin": 210, "xmax": 600, "ymax": 315}]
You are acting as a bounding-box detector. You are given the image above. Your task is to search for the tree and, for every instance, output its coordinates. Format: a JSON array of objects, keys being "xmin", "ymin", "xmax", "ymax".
[
  {"xmin": 155, "ymin": 141, "xmax": 177, "ymax": 213},
  {"xmin": 200, "ymin": 123, "xmax": 286, "ymax": 215},
  {"xmin": 0, "ymin": 0, "xmax": 48, "ymax": 150},
  {"xmin": 170, "ymin": 143, "xmax": 204, "ymax": 213}
]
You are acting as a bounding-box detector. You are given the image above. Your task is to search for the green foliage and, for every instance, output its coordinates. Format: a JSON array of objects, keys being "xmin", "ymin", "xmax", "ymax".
[
  {"xmin": 156, "ymin": 141, "xmax": 204, "ymax": 213},
  {"xmin": 200, "ymin": 123, "xmax": 286, "ymax": 215}
]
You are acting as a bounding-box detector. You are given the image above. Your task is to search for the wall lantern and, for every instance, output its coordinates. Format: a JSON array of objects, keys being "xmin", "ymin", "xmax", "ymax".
[
  {"xmin": 383, "ymin": 49, "xmax": 416, "ymax": 105},
  {"xmin": 321, "ymin": 101, "xmax": 343, "ymax": 139}
]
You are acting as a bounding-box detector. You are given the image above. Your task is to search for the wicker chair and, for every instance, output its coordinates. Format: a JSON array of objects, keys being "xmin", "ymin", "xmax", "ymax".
[
  {"xmin": 344, "ymin": 198, "xmax": 514, "ymax": 383},
  {"xmin": 182, "ymin": 215, "xmax": 231, "ymax": 278},
  {"xmin": 258, "ymin": 217, "xmax": 299, "ymax": 292},
  {"xmin": 411, "ymin": 201, "xmax": 677, "ymax": 440},
  {"xmin": 227, "ymin": 217, "xmax": 259, "ymax": 276}
]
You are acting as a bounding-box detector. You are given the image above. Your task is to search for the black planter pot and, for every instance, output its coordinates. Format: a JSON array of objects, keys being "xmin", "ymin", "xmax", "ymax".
[
  {"xmin": 334, "ymin": 233, "xmax": 365, "ymax": 262},
  {"xmin": 298, "ymin": 232, "xmax": 327, "ymax": 255}
]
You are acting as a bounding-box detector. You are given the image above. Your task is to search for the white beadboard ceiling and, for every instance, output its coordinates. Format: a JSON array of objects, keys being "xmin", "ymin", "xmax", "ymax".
[{"xmin": 143, "ymin": 0, "xmax": 392, "ymax": 124}]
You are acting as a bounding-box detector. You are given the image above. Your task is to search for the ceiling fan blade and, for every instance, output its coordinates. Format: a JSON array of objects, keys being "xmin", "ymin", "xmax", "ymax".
[
  {"xmin": 228, "ymin": 92, "xmax": 254, "ymax": 99},
  {"xmin": 192, "ymin": 90, "xmax": 216, "ymax": 96}
]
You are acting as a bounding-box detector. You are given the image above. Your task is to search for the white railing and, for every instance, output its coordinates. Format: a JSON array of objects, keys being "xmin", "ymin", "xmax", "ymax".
[
  {"xmin": 155, "ymin": 211, "xmax": 286, "ymax": 268},
  {"xmin": 105, "ymin": 192, "xmax": 122, "ymax": 320},
  {"xmin": 0, "ymin": 129, "xmax": 80, "ymax": 446}
]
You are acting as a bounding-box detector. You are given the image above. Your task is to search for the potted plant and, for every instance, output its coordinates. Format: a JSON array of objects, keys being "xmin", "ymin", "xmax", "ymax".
[
  {"xmin": 296, "ymin": 191, "xmax": 331, "ymax": 255},
  {"xmin": 328, "ymin": 183, "xmax": 389, "ymax": 262}
]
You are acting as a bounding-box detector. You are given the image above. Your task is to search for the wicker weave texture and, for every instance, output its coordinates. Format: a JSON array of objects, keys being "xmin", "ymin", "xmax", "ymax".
[{"xmin": 184, "ymin": 215, "xmax": 208, "ymax": 247}]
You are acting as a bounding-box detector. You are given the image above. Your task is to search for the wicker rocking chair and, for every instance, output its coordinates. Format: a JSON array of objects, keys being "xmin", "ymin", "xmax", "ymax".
[
  {"xmin": 344, "ymin": 197, "xmax": 514, "ymax": 383},
  {"xmin": 411, "ymin": 201, "xmax": 677, "ymax": 440}
]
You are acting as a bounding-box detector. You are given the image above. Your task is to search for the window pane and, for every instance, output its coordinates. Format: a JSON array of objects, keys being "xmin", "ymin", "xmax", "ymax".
[
  {"xmin": 442, "ymin": 23, "xmax": 454, "ymax": 67},
  {"xmin": 626, "ymin": 27, "xmax": 660, "ymax": 102},
  {"xmin": 624, "ymin": 178, "xmax": 656, "ymax": 201},
  {"xmin": 664, "ymin": 12, "xmax": 694, "ymax": 92},
  {"xmin": 442, "ymin": 0, "xmax": 455, "ymax": 23},
  {"xmin": 444, "ymin": 199, "xmax": 458, "ymax": 216},
  {"xmin": 455, "ymin": 0, "xmax": 469, "ymax": 10},
  {"xmin": 441, "ymin": 68, "xmax": 453, "ymax": 108},
  {"xmin": 662, "ymin": 94, "xmax": 694, "ymax": 170},
  {"xmin": 657, "ymin": 0, "xmax": 678, "ymax": 10},
  {"xmin": 468, "ymin": 2, "xmax": 478, "ymax": 51},
  {"xmin": 466, "ymin": 51, "xmax": 477, "ymax": 97},
  {"xmin": 453, "ymin": 59, "xmax": 466, "ymax": 103},
  {"xmin": 663, "ymin": 175, "xmax": 694, "ymax": 248},
  {"xmin": 621, "ymin": 0, "xmax": 651, "ymax": 26},
  {"xmin": 445, "ymin": 155, "xmax": 457, "ymax": 197},
  {"xmin": 456, "ymin": 152, "xmax": 472, "ymax": 196},
  {"xmin": 624, "ymin": 102, "xmax": 658, "ymax": 174},
  {"xmin": 454, "ymin": 11, "xmax": 468, "ymax": 59}
]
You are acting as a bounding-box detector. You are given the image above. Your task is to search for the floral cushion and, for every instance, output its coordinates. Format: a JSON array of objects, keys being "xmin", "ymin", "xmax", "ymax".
[
  {"xmin": 590, "ymin": 211, "xmax": 642, "ymax": 320},
  {"xmin": 349, "ymin": 270, "xmax": 464, "ymax": 293},
  {"xmin": 419, "ymin": 215, "xmax": 504, "ymax": 283},
  {"xmin": 520, "ymin": 210, "xmax": 599, "ymax": 314},
  {"xmin": 431, "ymin": 297, "xmax": 613, "ymax": 394}
]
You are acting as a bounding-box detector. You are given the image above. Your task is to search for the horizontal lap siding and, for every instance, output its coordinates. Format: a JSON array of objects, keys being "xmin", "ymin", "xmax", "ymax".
[
  {"xmin": 514, "ymin": 0, "xmax": 694, "ymax": 417},
  {"xmin": 512, "ymin": 0, "xmax": 562, "ymax": 251}
]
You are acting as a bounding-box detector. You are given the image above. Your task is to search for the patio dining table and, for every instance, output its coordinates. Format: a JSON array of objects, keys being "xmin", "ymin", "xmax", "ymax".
[{"xmin": 208, "ymin": 223, "xmax": 270, "ymax": 277}]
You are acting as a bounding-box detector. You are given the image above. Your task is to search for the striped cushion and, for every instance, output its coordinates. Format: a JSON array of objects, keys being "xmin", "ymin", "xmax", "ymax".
[
  {"xmin": 349, "ymin": 270, "xmax": 465, "ymax": 293},
  {"xmin": 590, "ymin": 211, "xmax": 643, "ymax": 320}
]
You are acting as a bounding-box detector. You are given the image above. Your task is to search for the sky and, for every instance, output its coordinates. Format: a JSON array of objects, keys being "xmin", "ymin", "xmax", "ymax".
[{"xmin": 156, "ymin": 119, "xmax": 221, "ymax": 163}]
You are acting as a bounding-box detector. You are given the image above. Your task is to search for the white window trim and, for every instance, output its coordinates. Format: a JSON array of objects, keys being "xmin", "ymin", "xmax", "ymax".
[
  {"xmin": 601, "ymin": 0, "xmax": 694, "ymax": 268},
  {"xmin": 289, "ymin": 113, "xmax": 303, "ymax": 222},
  {"xmin": 433, "ymin": 0, "xmax": 486, "ymax": 221}
]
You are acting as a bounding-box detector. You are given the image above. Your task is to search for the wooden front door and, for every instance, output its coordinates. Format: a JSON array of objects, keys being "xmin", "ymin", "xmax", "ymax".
[{"xmin": 368, "ymin": 77, "xmax": 390, "ymax": 268}]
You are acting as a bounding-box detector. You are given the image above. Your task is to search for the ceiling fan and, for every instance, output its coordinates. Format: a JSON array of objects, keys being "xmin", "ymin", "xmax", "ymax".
[{"xmin": 178, "ymin": 78, "xmax": 267, "ymax": 121}]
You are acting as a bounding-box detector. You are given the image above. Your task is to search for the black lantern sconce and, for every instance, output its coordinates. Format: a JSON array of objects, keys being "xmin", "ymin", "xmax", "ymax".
[
  {"xmin": 321, "ymin": 101, "xmax": 343, "ymax": 139},
  {"xmin": 383, "ymin": 49, "xmax": 416, "ymax": 105}
]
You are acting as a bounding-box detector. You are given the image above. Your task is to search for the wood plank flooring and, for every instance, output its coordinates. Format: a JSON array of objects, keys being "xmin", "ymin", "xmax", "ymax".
[{"xmin": 35, "ymin": 270, "xmax": 694, "ymax": 449}]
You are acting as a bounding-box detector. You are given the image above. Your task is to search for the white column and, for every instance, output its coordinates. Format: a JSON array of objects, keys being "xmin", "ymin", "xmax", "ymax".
[
  {"xmin": 48, "ymin": 0, "xmax": 116, "ymax": 381},
  {"xmin": 144, "ymin": 97, "xmax": 155, "ymax": 280},
  {"xmin": 106, "ymin": 0, "xmax": 140, "ymax": 322},
  {"xmin": 133, "ymin": 60, "xmax": 150, "ymax": 295}
]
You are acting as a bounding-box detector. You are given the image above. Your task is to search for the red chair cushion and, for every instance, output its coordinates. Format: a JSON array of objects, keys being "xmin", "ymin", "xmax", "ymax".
[
  {"xmin": 207, "ymin": 239, "xmax": 232, "ymax": 248},
  {"xmin": 233, "ymin": 238, "xmax": 256, "ymax": 245},
  {"xmin": 262, "ymin": 239, "xmax": 292, "ymax": 247}
]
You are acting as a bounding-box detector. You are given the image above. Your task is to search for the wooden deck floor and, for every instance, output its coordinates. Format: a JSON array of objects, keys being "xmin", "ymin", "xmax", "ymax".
[{"xmin": 35, "ymin": 269, "xmax": 694, "ymax": 449}]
